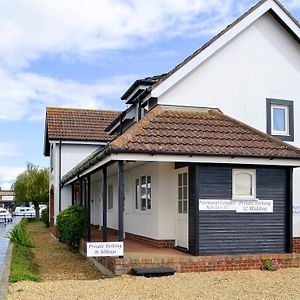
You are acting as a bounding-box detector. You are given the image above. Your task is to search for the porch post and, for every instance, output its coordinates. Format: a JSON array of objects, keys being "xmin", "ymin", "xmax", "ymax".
[
  {"xmin": 71, "ymin": 183, "xmax": 74, "ymax": 205},
  {"xmin": 87, "ymin": 175, "xmax": 91, "ymax": 242},
  {"xmin": 82, "ymin": 178, "xmax": 89, "ymax": 241},
  {"xmin": 80, "ymin": 179, "xmax": 83, "ymax": 206},
  {"xmin": 118, "ymin": 161, "xmax": 125, "ymax": 242},
  {"xmin": 102, "ymin": 166, "xmax": 108, "ymax": 242}
]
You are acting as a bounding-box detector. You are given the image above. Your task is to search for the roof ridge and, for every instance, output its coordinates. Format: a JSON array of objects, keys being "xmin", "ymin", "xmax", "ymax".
[{"xmin": 46, "ymin": 106, "xmax": 120, "ymax": 114}]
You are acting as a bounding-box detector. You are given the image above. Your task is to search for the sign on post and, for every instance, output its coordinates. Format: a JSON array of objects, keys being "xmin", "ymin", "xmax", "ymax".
[{"xmin": 86, "ymin": 242, "xmax": 124, "ymax": 257}]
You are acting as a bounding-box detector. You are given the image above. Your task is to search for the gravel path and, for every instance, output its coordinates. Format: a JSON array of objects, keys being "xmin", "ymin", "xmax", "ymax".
[{"xmin": 8, "ymin": 268, "xmax": 300, "ymax": 300}]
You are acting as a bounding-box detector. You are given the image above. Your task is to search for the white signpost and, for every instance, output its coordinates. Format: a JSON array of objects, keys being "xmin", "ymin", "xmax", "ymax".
[
  {"xmin": 87, "ymin": 242, "xmax": 124, "ymax": 257},
  {"xmin": 199, "ymin": 199, "xmax": 273, "ymax": 213}
]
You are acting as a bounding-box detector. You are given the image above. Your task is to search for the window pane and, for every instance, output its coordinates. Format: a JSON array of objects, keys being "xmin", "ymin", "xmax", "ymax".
[
  {"xmin": 141, "ymin": 176, "xmax": 147, "ymax": 210},
  {"xmin": 147, "ymin": 176, "xmax": 151, "ymax": 210},
  {"xmin": 273, "ymin": 107, "xmax": 286, "ymax": 132},
  {"xmin": 135, "ymin": 179, "xmax": 139, "ymax": 209},
  {"xmin": 183, "ymin": 173, "xmax": 187, "ymax": 185},
  {"xmin": 178, "ymin": 174, "xmax": 182, "ymax": 186},
  {"xmin": 235, "ymin": 173, "xmax": 253, "ymax": 196},
  {"xmin": 178, "ymin": 200, "xmax": 182, "ymax": 213},
  {"xmin": 178, "ymin": 187, "xmax": 183, "ymax": 200},
  {"xmin": 183, "ymin": 200, "xmax": 188, "ymax": 214},
  {"xmin": 183, "ymin": 186, "xmax": 188, "ymax": 200}
]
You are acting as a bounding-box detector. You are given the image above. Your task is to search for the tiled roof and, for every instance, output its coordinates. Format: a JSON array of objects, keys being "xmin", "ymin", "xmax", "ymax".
[
  {"xmin": 110, "ymin": 106, "xmax": 300, "ymax": 158},
  {"xmin": 46, "ymin": 107, "xmax": 120, "ymax": 142}
]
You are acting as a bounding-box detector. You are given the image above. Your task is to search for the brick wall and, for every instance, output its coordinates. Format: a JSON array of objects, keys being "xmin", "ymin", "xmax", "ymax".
[
  {"xmin": 294, "ymin": 237, "xmax": 300, "ymax": 253},
  {"xmin": 112, "ymin": 253, "xmax": 300, "ymax": 275},
  {"xmin": 103, "ymin": 227, "xmax": 175, "ymax": 248}
]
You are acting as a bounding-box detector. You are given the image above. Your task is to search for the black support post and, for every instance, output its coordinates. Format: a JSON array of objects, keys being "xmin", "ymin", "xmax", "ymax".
[
  {"xmin": 80, "ymin": 179, "xmax": 83, "ymax": 206},
  {"xmin": 71, "ymin": 183, "xmax": 74, "ymax": 205},
  {"xmin": 102, "ymin": 166, "xmax": 108, "ymax": 242},
  {"xmin": 118, "ymin": 161, "xmax": 125, "ymax": 243},
  {"xmin": 87, "ymin": 175, "xmax": 91, "ymax": 242}
]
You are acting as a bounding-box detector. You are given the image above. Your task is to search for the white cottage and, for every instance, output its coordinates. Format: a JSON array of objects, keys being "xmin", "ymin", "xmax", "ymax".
[{"xmin": 44, "ymin": 0, "xmax": 300, "ymax": 274}]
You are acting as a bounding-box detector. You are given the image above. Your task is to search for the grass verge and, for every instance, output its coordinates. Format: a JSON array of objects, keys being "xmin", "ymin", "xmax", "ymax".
[{"xmin": 9, "ymin": 220, "xmax": 42, "ymax": 283}]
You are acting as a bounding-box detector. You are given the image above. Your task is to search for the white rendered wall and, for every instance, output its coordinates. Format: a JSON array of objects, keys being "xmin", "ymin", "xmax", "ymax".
[
  {"xmin": 60, "ymin": 144, "xmax": 99, "ymax": 176},
  {"xmin": 90, "ymin": 171, "xmax": 102, "ymax": 226},
  {"xmin": 49, "ymin": 142, "xmax": 100, "ymax": 223},
  {"xmin": 92, "ymin": 161, "xmax": 181, "ymax": 241},
  {"xmin": 158, "ymin": 13, "xmax": 300, "ymax": 236}
]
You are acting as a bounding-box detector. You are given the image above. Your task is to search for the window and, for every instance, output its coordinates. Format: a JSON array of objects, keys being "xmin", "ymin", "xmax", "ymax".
[
  {"xmin": 178, "ymin": 172, "xmax": 188, "ymax": 214},
  {"xmin": 108, "ymin": 185, "xmax": 113, "ymax": 210},
  {"xmin": 266, "ymin": 99, "xmax": 294, "ymax": 141},
  {"xmin": 232, "ymin": 169, "xmax": 256, "ymax": 199},
  {"xmin": 135, "ymin": 176, "xmax": 151, "ymax": 211}
]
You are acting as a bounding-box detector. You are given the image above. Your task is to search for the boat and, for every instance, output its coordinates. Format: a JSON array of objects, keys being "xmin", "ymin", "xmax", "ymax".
[
  {"xmin": 0, "ymin": 208, "xmax": 13, "ymax": 222},
  {"xmin": 13, "ymin": 207, "xmax": 36, "ymax": 217}
]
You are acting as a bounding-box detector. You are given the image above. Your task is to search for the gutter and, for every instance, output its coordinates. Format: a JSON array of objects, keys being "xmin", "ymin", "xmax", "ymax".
[{"xmin": 60, "ymin": 145, "xmax": 300, "ymax": 186}]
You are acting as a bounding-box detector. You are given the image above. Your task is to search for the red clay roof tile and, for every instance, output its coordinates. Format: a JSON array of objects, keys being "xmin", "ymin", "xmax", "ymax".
[
  {"xmin": 46, "ymin": 107, "xmax": 119, "ymax": 142},
  {"xmin": 110, "ymin": 106, "xmax": 300, "ymax": 158}
]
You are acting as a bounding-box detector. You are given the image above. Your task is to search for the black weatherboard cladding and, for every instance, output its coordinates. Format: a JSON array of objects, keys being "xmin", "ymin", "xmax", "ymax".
[{"xmin": 190, "ymin": 165, "xmax": 290, "ymax": 256}]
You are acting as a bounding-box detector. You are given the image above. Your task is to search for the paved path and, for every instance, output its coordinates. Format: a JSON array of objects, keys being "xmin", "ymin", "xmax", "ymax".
[{"xmin": 0, "ymin": 217, "xmax": 21, "ymax": 272}]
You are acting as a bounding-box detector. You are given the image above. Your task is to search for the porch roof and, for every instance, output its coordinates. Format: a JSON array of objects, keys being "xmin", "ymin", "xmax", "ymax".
[
  {"xmin": 61, "ymin": 105, "xmax": 300, "ymax": 184},
  {"xmin": 110, "ymin": 105, "xmax": 300, "ymax": 158}
]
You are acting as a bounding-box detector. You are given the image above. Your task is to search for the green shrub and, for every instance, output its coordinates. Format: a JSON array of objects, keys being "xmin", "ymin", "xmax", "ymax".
[
  {"xmin": 41, "ymin": 206, "xmax": 49, "ymax": 227},
  {"xmin": 6, "ymin": 222, "xmax": 34, "ymax": 247},
  {"xmin": 56, "ymin": 204, "xmax": 85, "ymax": 248}
]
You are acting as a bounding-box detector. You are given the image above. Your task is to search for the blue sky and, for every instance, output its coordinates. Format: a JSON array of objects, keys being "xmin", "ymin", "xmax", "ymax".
[{"xmin": 0, "ymin": 0, "xmax": 299, "ymax": 189}]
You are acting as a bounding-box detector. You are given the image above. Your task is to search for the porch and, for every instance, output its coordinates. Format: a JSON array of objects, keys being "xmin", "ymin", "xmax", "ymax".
[{"xmin": 82, "ymin": 228, "xmax": 300, "ymax": 275}]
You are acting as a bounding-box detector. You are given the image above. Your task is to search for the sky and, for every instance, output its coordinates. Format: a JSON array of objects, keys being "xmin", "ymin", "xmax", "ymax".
[{"xmin": 0, "ymin": 0, "xmax": 300, "ymax": 190}]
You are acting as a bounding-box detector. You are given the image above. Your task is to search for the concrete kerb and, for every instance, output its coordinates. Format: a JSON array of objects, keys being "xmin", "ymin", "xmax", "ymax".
[
  {"xmin": 79, "ymin": 248, "xmax": 115, "ymax": 277},
  {"xmin": 0, "ymin": 242, "xmax": 13, "ymax": 300}
]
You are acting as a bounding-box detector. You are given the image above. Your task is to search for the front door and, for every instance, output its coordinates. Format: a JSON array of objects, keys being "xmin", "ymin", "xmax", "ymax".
[{"xmin": 176, "ymin": 172, "xmax": 188, "ymax": 249}]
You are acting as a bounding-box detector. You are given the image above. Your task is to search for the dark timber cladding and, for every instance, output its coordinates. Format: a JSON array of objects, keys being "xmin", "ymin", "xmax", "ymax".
[{"xmin": 189, "ymin": 164, "xmax": 292, "ymax": 256}]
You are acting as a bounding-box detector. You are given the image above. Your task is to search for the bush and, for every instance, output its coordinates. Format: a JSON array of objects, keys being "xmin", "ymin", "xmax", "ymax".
[
  {"xmin": 41, "ymin": 206, "xmax": 49, "ymax": 227},
  {"xmin": 6, "ymin": 221, "xmax": 34, "ymax": 247},
  {"xmin": 56, "ymin": 204, "xmax": 85, "ymax": 248}
]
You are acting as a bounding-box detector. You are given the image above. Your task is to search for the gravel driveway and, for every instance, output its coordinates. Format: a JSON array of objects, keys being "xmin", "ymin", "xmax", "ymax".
[{"xmin": 8, "ymin": 268, "xmax": 300, "ymax": 300}]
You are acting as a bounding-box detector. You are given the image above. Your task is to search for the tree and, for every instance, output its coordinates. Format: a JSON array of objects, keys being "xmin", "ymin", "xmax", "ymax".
[{"xmin": 14, "ymin": 163, "xmax": 49, "ymax": 220}]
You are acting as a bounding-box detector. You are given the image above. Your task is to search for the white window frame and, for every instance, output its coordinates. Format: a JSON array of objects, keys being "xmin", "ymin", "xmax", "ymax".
[
  {"xmin": 178, "ymin": 172, "xmax": 188, "ymax": 214},
  {"xmin": 134, "ymin": 175, "xmax": 152, "ymax": 212},
  {"xmin": 232, "ymin": 169, "xmax": 256, "ymax": 200},
  {"xmin": 108, "ymin": 184, "xmax": 113, "ymax": 211},
  {"xmin": 271, "ymin": 104, "xmax": 289, "ymax": 136}
]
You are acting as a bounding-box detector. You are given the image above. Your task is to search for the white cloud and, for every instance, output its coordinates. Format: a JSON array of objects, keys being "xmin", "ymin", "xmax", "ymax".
[
  {"xmin": 0, "ymin": 0, "xmax": 249, "ymax": 69},
  {"xmin": 0, "ymin": 68, "xmax": 132, "ymax": 121},
  {"xmin": 286, "ymin": 0, "xmax": 300, "ymax": 9},
  {"xmin": 0, "ymin": 143, "xmax": 22, "ymax": 157},
  {"xmin": 0, "ymin": 166, "xmax": 25, "ymax": 184}
]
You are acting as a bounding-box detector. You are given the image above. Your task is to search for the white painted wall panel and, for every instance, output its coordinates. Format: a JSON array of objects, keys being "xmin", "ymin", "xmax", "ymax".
[{"xmin": 158, "ymin": 13, "xmax": 300, "ymax": 236}]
